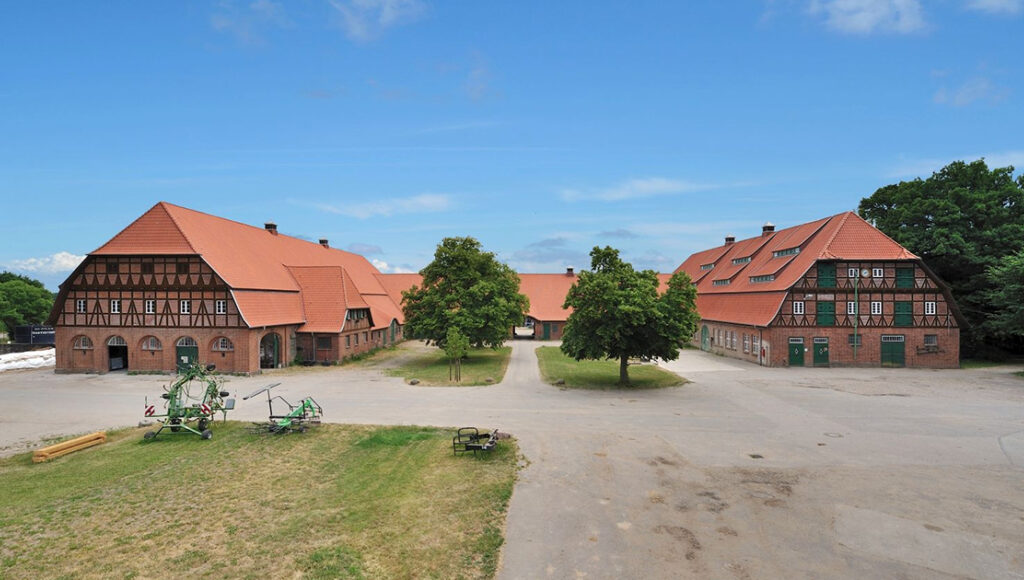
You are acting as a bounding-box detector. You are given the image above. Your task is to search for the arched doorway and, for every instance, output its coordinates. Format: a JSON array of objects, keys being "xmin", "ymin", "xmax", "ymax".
[
  {"xmin": 107, "ymin": 336, "xmax": 128, "ymax": 371},
  {"xmin": 260, "ymin": 333, "xmax": 281, "ymax": 369},
  {"xmin": 176, "ymin": 336, "xmax": 199, "ymax": 373}
]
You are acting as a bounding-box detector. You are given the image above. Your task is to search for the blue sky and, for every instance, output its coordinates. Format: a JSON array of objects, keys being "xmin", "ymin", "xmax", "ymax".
[{"xmin": 2, "ymin": 0, "xmax": 1022, "ymax": 290}]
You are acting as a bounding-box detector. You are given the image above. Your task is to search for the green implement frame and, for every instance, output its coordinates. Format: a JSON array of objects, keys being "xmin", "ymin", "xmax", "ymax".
[
  {"xmin": 244, "ymin": 383, "xmax": 323, "ymax": 434},
  {"xmin": 143, "ymin": 363, "xmax": 234, "ymax": 441}
]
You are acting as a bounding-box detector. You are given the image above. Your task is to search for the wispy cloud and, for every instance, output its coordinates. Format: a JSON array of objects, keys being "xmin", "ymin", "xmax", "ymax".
[
  {"xmin": 329, "ymin": 0, "xmax": 427, "ymax": 42},
  {"xmin": 560, "ymin": 177, "xmax": 715, "ymax": 203},
  {"xmin": 934, "ymin": 77, "xmax": 1008, "ymax": 106},
  {"xmin": 5, "ymin": 251, "xmax": 85, "ymax": 274},
  {"xmin": 211, "ymin": 0, "xmax": 292, "ymax": 45},
  {"xmin": 597, "ymin": 228, "xmax": 639, "ymax": 239},
  {"xmin": 465, "ymin": 51, "xmax": 492, "ymax": 101},
  {"xmin": 886, "ymin": 150, "xmax": 1024, "ymax": 178},
  {"xmin": 312, "ymin": 193, "xmax": 452, "ymax": 219},
  {"xmin": 347, "ymin": 242, "xmax": 383, "ymax": 255},
  {"xmin": 371, "ymin": 258, "xmax": 416, "ymax": 273},
  {"xmin": 808, "ymin": 0, "xmax": 926, "ymax": 34},
  {"xmin": 965, "ymin": 0, "xmax": 1022, "ymax": 14}
]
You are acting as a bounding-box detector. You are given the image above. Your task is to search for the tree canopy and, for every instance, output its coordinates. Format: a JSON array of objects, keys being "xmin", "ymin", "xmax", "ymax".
[
  {"xmin": 401, "ymin": 237, "xmax": 529, "ymax": 350},
  {"xmin": 984, "ymin": 249, "xmax": 1024, "ymax": 342},
  {"xmin": 858, "ymin": 159, "xmax": 1024, "ymax": 356},
  {"xmin": 560, "ymin": 246, "xmax": 699, "ymax": 385},
  {"xmin": 0, "ymin": 272, "xmax": 55, "ymax": 336}
]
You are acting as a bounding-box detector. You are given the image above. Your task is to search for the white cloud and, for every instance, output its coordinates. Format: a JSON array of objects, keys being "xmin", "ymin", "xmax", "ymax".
[
  {"xmin": 933, "ymin": 77, "xmax": 1008, "ymax": 106},
  {"xmin": 211, "ymin": 0, "xmax": 292, "ymax": 44},
  {"xmin": 6, "ymin": 252, "xmax": 86, "ymax": 274},
  {"xmin": 808, "ymin": 0, "xmax": 926, "ymax": 34},
  {"xmin": 965, "ymin": 0, "xmax": 1022, "ymax": 14},
  {"xmin": 315, "ymin": 193, "xmax": 452, "ymax": 219},
  {"xmin": 329, "ymin": 0, "xmax": 426, "ymax": 42},
  {"xmin": 560, "ymin": 177, "xmax": 713, "ymax": 203},
  {"xmin": 886, "ymin": 151, "xmax": 1024, "ymax": 178},
  {"xmin": 371, "ymin": 259, "xmax": 416, "ymax": 274}
]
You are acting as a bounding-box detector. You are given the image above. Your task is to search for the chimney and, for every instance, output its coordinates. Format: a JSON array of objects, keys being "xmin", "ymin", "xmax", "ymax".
[
  {"xmin": 265, "ymin": 222, "xmax": 278, "ymax": 235},
  {"xmin": 762, "ymin": 222, "xmax": 775, "ymax": 236},
  {"xmin": 319, "ymin": 238, "xmax": 329, "ymax": 248},
  {"xmin": 566, "ymin": 266, "xmax": 575, "ymax": 276},
  {"xmin": 725, "ymin": 235, "xmax": 735, "ymax": 245}
]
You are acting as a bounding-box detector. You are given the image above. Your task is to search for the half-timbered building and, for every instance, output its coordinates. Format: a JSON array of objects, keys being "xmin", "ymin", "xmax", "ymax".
[
  {"xmin": 675, "ymin": 212, "xmax": 963, "ymax": 368},
  {"xmin": 48, "ymin": 202, "xmax": 404, "ymax": 374}
]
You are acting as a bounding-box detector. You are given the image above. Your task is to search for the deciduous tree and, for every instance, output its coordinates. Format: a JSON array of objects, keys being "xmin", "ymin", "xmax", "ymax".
[
  {"xmin": 0, "ymin": 274, "xmax": 55, "ymax": 335},
  {"xmin": 560, "ymin": 247, "xmax": 699, "ymax": 385},
  {"xmin": 402, "ymin": 237, "xmax": 529, "ymax": 351}
]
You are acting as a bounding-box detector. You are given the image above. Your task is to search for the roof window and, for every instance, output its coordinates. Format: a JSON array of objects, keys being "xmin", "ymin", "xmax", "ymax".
[
  {"xmin": 750, "ymin": 274, "xmax": 775, "ymax": 283},
  {"xmin": 732, "ymin": 257, "xmax": 751, "ymax": 265},
  {"xmin": 700, "ymin": 263, "xmax": 714, "ymax": 271},
  {"xmin": 773, "ymin": 247, "xmax": 800, "ymax": 258},
  {"xmin": 712, "ymin": 279, "xmax": 731, "ymax": 286}
]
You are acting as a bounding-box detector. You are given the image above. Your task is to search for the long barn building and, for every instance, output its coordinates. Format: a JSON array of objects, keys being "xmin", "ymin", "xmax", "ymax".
[{"xmin": 48, "ymin": 202, "xmax": 406, "ymax": 374}]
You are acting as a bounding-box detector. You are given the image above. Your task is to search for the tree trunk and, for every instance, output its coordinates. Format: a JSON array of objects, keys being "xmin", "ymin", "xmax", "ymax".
[{"xmin": 619, "ymin": 355, "xmax": 630, "ymax": 385}]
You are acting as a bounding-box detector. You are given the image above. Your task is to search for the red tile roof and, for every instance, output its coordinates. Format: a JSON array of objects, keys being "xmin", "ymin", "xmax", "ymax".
[
  {"xmin": 518, "ymin": 273, "xmax": 579, "ymax": 322},
  {"xmin": 675, "ymin": 212, "xmax": 922, "ymax": 327},
  {"xmin": 92, "ymin": 202, "xmax": 402, "ymax": 331}
]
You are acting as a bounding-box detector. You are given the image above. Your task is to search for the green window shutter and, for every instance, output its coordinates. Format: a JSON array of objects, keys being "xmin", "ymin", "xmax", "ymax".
[
  {"xmin": 818, "ymin": 263, "xmax": 836, "ymax": 288},
  {"xmin": 817, "ymin": 301, "xmax": 835, "ymax": 326},
  {"xmin": 896, "ymin": 268, "xmax": 914, "ymax": 288},
  {"xmin": 894, "ymin": 301, "xmax": 913, "ymax": 326}
]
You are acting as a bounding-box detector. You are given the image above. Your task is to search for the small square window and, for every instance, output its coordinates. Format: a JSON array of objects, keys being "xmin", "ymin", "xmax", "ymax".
[
  {"xmin": 76, "ymin": 299, "xmax": 86, "ymax": 313},
  {"xmin": 145, "ymin": 300, "xmax": 155, "ymax": 314},
  {"xmin": 924, "ymin": 301, "xmax": 936, "ymax": 315},
  {"xmin": 848, "ymin": 334, "xmax": 862, "ymax": 347},
  {"xmin": 793, "ymin": 301, "xmax": 805, "ymax": 315},
  {"xmin": 871, "ymin": 301, "xmax": 882, "ymax": 315},
  {"xmin": 215, "ymin": 300, "xmax": 227, "ymax": 315},
  {"xmin": 316, "ymin": 336, "xmax": 331, "ymax": 350},
  {"xmin": 924, "ymin": 334, "xmax": 938, "ymax": 346},
  {"xmin": 847, "ymin": 301, "xmax": 858, "ymax": 315},
  {"xmin": 180, "ymin": 300, "xmax": 191, "ymax": 315},
  {"xmin": 110, "ymin": 299, "xmax": 121, "ymax": 314},
  {"xmin": 872, "ymin": 267, "xmax": 883, "ymax": 278},
  {"xmin": 848, "ymin": 267, "xmax": 858, "ymax": 278}
]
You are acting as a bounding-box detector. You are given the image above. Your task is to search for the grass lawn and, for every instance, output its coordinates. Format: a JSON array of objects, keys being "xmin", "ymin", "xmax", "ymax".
[
  {"xmin": 0, "ymin": 423, "xmax": 517, "ymax": 579},
  {"xmin": 535, "ymin": 346, "xmax": 686, "ymax": 390},
  {"xmin": 385, "ymin": 347, "xmax": 512, "ymax": 386}
]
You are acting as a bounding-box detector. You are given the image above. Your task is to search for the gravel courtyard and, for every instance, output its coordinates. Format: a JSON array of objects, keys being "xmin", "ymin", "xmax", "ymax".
[{"xmin": 2, "ymin": 342, "xmax": 1022, "ymax": 579}]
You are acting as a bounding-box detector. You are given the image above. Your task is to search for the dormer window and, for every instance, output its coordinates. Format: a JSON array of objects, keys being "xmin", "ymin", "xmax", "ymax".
[
  {"xmin": 750, "ymin": 275, "xmax": 775, "ymax": 283},
  {"xmin": 773, "ymin": 247, "xmax": 800, "ymax": 258},
  {"xmin": 732, "ymin": 257, "xmax": 751, "ymax": 265},
  {"xmin": 712, "ymin": 279, "xmax": 731, "ymax": 286},
  {"xmin": 700, "ymin": 263, "xmax": 714, "ymax": 271}
]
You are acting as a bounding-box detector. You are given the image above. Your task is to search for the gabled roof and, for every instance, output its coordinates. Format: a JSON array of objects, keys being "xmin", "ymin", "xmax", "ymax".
[
  {"xmin": 675, "ymin": 212, "xmax": 923, "ymax": 327},
  {"xmin": 517, "ymin": 273, "xmax": 579, "ymax": 322},
  {"xmin": 89, "ymin": 202, "xmax": 401, "ymax": 332}
]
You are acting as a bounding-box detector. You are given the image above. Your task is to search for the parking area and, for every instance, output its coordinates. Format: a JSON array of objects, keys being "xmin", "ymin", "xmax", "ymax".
[{"xmin": 2, "ymin": 343, "xmax": 1023, "ymax": 579}]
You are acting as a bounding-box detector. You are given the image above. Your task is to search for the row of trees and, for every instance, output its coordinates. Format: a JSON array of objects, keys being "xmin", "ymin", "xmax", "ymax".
[
  {"xmin": 0, "ymin": 272, "xmax": 54, "ymax": 339},
  {"xmin": 400, "ymin": 237, "xmax": 699, "ymax": 384},
  {"xmin": 859, "ymin": 159, "xmax": 1024, "ymax": 357}
]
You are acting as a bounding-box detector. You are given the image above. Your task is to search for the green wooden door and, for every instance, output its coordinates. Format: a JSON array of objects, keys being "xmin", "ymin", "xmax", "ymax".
[
  {"xmin": 542, "ymin": 323, "xmax": 551, "ymax": 340},
  {"xmin": 817, "ymin": 301, "xmax": 835, "ymax": 326},
  {"xmin": 818, "ymin": 263, "xmax": 836, "ymax": 287},
  {"xmin": 701, "ymin": 325, "xmax": 710, "ymax": 351},
  {"xmin": 176, "ymin": 345, "xmax": 198, "ymax": 372},
  {"xmin": 881, "ymin": 335, "xmax": 905, "ymax": 367},
  {"xmin": 788, "ymin": 338, "xmax": 805, "ymax": 366},
  {"xmin": 813, "ymin": 338, "xmax": 829, "ymax": 366}
]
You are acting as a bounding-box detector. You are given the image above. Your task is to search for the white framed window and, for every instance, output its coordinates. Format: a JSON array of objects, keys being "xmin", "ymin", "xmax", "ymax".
[
  {"xmin": 924, "ymin": 334, "xmax": 938, "ymax": 346},
  {"xmin": 141, "ymin": 336, "xmax": 162, "ymax": 351},
  {"xmin": 848, "ymin": 267, "xmax": 858, "ymax": 278},
  {"xmin": 212, "ymin": 337, "xmax": 233, "ymax": 351},
  {"xmin": 145, "ymin": 299, "xmax": 155, "ymax": 314},
  {"xmin": 110, "ymin": 299, "xmax": 121, "ymax": 314},
  {"xmin": 793, "ymin": 301, "xmax": 805, "ymax": 315},
  {"xmin": 872, "ymin": 267, "xmax": 884, "ymax": 278},
  {"xmin": 176, "ymin": 336, "xmax": 197, "ymax": 347},
  {"xmin": 73, "ymin": 336, "xmax": 93, "ymax": 350},
  {"xmin": 925, "ymin": 301, "xmax": 936, "ymax": 315},
  {"xmin": 107, "ymin": 336, "xmax": 127, "ymax": 346},
  {"xmin": 847, "ymin": 301, "xmax": 858, "ymax": 315},
  {"xmin": 180, "ymin": 300, "xmax": 191, "ymax": 315},
  {"xmin": 743, "ymin": 334, "xmax": 750, "ymax": 353},
  {"xmin": 215, "ymin": 300, "xmax": 227, "ymax": 315},
  {"xmin": 871, "ymin": 301, "xmax": 882, "ymax": 315},
  {"xmin": 76, "ymin": 299, "xmax": 86, "ymax": 313}
]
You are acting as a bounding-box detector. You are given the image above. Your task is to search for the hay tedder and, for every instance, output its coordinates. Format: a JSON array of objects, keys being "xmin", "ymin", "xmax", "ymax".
[
  {"xmin": 143, "ymin": 363, "xmax": 234, "ymax": 440},
  {"xmin": 244, "ymin": 383, "xmax": 323, "ymax": 433}
]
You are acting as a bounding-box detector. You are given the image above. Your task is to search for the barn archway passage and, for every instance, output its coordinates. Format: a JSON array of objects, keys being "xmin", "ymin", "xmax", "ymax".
[
  {"xmin": 176, "ymin": 336, "xmax": 199, "ymax": 373},
  {"xmin": 260, "ymin": 333, "xmax": 281, "ymax": 369},
  {"xmin": 107, "ymin": 336, "xmax": 128, "ymax": 371}
]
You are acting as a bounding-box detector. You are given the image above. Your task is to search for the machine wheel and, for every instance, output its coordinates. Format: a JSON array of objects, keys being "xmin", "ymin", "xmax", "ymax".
[
  {"xmin": 197, "ymin": 418, "xmax": 209, "ymax": 431},
  {"xmin": 169, "ymin": 418, "xmax": 181, "ymax": 432},
  {"xmin": 201, "ymin": 429, "xmax": 213, "ymax": 440},
  {"xmin": 143, "ymin": 431, "xmax": 156, "ymax": 440}
]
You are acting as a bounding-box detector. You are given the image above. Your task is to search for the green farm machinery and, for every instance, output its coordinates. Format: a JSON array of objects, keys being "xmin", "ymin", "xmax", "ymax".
[
  {"xmin": 244, "ymin": 383, "xmax": 323, "ymax": 433},
  {"xmin": 143, "ymin": 363, "xmax": 235, "ymax": 440}
]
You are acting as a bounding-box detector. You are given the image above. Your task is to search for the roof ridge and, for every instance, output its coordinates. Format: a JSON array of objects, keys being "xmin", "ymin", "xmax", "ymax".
[
  {"xmin": 816, "ymin": 212, "xmax": 852, "ymax": 259},
  {"xmin": 157, "ymin": 202, "xmax": 199, "ymax": 254}
]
